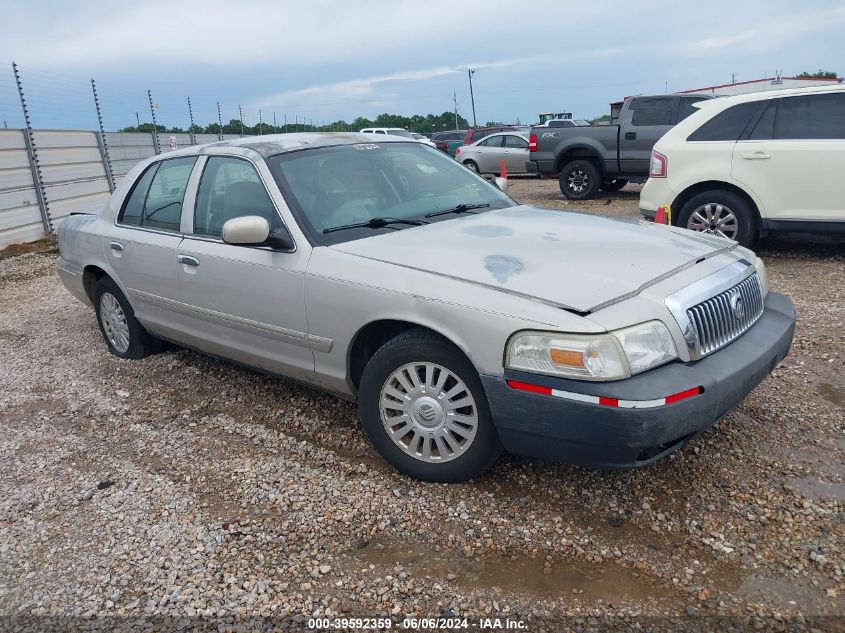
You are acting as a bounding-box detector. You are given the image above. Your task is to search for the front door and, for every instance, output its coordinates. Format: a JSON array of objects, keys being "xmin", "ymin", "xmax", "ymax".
[
  {"xmin": 731, "ymin": 92, "xmax": 845, "ymax": 222},
  {"xmin": 502, "ymin": 134, "xmax": 529, "ymax": 173},
  {"xmin": 175, "ymin": 155, "xmax": 315, "ymax": 383},
  {"xmin": 106, "ymin": 156, "xmax": 197, "ymax": 338}
]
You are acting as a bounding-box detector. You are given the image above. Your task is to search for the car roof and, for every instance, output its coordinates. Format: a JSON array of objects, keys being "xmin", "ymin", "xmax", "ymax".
[
  {"xmin": 159, "ymin": 133, "xmax": 412, "ymax": 159},
  {"xmin": 691, "ymin": 82, "xmax": 845, "ymax": 112}
]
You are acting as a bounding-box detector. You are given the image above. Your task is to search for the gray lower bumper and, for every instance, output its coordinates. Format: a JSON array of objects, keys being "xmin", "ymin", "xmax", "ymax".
[{"xmin": 481, "ymin": 292, "xmax": 795, "ymax": 468}]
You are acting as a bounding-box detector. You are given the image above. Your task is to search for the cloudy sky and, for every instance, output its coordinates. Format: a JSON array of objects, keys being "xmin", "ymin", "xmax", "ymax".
[{"xmin": 1, "ymin": 0, "xmax": 843, "ymax": 131}]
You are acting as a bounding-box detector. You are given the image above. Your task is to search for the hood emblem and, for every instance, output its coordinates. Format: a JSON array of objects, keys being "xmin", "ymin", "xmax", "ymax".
[{"xmin": 730, "ymin": 292, "xmax": 745, "ymax": 319}]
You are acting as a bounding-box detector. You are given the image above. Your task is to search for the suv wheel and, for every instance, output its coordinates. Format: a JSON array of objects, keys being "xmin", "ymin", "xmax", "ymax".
[
  {"xmin": 358, "ymin": 329, "xmax": 502, "ymax": 482},
  {"xmin": 678, "ymin": 190, "xmax": 755, "ymax": 246},
  {"xmin": 93, "ymin": 277, "xmax": 160, "ymax": 359},
  {"xmin": 559, "ymin": 160, "xmax": 600, "ymax": 200}
]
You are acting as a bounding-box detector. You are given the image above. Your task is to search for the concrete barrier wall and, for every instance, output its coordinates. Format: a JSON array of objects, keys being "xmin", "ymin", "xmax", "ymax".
[{"xmin": 0, "ymin": 129, "xmax": 250, "ymax": 249}]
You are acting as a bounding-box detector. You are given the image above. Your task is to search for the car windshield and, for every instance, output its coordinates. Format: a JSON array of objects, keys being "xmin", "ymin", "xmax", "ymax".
[
  {"xmin": 267, "ymin": 141, "xmax": 514, "ymax": 244},
  {"xmin": 385, "ymin": 129, "xmax": 414, "ymax": 138}
]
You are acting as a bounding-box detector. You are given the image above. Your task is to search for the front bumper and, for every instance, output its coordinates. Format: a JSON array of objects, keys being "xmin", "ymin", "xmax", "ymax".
[{"xmin": 481, "ymin": 292, "xmax": 795, "ymax": 468}]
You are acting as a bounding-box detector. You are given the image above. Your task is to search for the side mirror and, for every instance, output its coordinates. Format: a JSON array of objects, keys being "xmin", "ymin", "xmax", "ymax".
[
  {"xmin": 221, "ymin": 216, "xmax": 295, "ymax": 250},
  {"xmin": 494, "ymin": 177, "xmax": 509, "ymax": 193}
]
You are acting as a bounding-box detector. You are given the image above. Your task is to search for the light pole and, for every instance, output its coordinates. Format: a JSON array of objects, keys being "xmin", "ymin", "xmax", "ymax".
[{"xmin": 467, "ymin": 68, "xmax": 477, "ymax": 127}]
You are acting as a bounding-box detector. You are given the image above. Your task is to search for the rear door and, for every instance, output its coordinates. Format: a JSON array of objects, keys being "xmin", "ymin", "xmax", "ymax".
[
  {"xmin": 474, "ymin": 135, "xmax": 506, "ymax": 173},
  {"xmin": 620, "ymin": 97, "xmax": 679, "ymax": 173},
  {"xmin": 106, "ymin": 156, "xmax": 197, "ymax": 338},
  {"xmin": 502, "ymin": 134, "xmax": 529, "ymax": 173},
  {"xmin": 731, "ymin": 92, "xmax": 845, "ymax": 222},
  {"xmin": 175, "ymin": 155, "xmax": 315, "ymax": 381}
]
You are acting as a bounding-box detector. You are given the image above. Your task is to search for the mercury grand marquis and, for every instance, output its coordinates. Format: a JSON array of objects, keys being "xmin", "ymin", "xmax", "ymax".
[{"xmin": 56, "ymin": 134, "xmax": 795, "ymax": 482}]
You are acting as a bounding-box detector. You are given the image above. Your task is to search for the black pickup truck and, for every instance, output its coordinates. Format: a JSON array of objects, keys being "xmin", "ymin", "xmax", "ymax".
[{"xmin": 527, "ymin": 94, "xmax": 714, "ymax": 199}]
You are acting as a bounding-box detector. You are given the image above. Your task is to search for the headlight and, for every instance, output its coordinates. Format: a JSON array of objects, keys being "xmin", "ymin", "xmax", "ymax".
[
  {"xmin": 506, "ymin": 321, "xmax": 677, "ymax": 381},
  {"xmin": 754, "ymin": 257, "xmax": 769, "ymax": 298}
]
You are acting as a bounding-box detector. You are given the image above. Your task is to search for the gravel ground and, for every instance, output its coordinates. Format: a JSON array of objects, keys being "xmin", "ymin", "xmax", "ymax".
[{"xmin": 1, "ymin": 182, "xmax": 843, "ymax": 632}]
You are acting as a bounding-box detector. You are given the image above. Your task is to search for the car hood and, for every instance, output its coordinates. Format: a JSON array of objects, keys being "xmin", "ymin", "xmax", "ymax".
[{"xmin": 330, "ymin": 205, "xmax": 738, "ymax": 313}]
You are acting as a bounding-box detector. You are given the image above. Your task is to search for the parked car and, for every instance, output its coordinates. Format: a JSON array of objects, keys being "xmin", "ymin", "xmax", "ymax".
[
  {"xmin": 360, "ymin": 127, "xmax": 436, "ymax": 148},
  {"xmin": 535, "ymin": 119, "xmax": 591, "ymax": 128},
  {"xmin": 462, "ymin": 125, "xmax": 529, "ymax": 147},
  {"xmin": 56, "ymin": 133, "xmax": 794, "ymax": 482},
  {"xmin": 641, "ymin": 84, "xmax": 845, "ymax": 246},
  {"xmin": 528, "ymin": 95, "xmax": 714, "ymax": 199},
  {"xmin": 455, "ymin": 132, "xmax": 532, "ymax": 175},
  {"xmin": 431, "ymin": 130, "xmax": 467, "ymax": 156}
]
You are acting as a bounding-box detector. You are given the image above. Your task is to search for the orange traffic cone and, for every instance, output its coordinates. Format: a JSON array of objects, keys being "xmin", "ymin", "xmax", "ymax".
[{"xmin": 500, "ymin": 159, "xmax": 507, "ymax": 180}]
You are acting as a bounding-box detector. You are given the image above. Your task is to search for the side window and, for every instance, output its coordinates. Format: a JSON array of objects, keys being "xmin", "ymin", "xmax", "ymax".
[
  {"xmin": 119, "ymin": 163, "xmax": 158, "ymax": 226},
  {"xmin": 631, "ymin": 98, "xmax": 677, "ymax": 126},
  {"xmin": 142, "ymin": 157, "xmax": 197, "ymax": 231},
  {"xmin": 748, "ymin": 100, "xmax": 776, "ymax": 140},
  {"xmin": 687, "ymin": 101, "xmax": 762, "ymax": 142},
  {"xmin": 774, "ymin": 93, "xmax": 845, "ymax": 140},
  {"xmin": 479, "ymin": 136, "xmax": 503, "ymax": 147},
  {"xmin": 504, "ymin": 135, "xmax": 528, "ymax": 149},
  {"xmin": 375, "ymin": 130, "xmax": 386, "ymax": 134},
  {"xmin": 678, "ymin": 97, "xmax": 708, "ymax": 121},
  {"xmin": 194, "ymin": 157, "xmax": 277, "ymax": 238}
]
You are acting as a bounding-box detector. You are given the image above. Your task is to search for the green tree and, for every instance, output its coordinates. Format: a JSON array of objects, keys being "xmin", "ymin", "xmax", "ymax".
[{"xmin": 796, "ymin": 70, "xmax": 839, "ymax": 79}]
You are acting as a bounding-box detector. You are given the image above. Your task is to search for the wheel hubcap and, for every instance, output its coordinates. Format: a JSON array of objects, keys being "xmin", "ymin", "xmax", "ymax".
[
  {"xmin": 568, "ymin": 169, "xmax": 589, "ymax": 193},
  {"xmin": 687, "ymin": 203, "xmax": 738, "ymax": 240},
  {"xmin": 379, "ymin": 362, "xmax": 478, "ymax": 463},
  {"xmin": 99, "ymin": 292, "xmax": 130, "ymax": 353}
]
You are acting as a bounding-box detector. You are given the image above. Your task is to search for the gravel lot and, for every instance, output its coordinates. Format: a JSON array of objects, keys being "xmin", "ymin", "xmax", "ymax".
[{"xmin": 1, "ymin": 181, "xmax": 843, "ymax": 632}]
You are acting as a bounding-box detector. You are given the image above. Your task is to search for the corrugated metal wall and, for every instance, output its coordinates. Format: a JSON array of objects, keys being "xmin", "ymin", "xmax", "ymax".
[
  {"xmin": 0, "ymin": 130, "xmax": 45, "ymax": 246},
  {"xmin": 0, "ymin": 129, "xmax": 251, "ymax": 249},
  {"xmin": 34, "ymin": 130, "xmax": 112, "ymax": 228}
]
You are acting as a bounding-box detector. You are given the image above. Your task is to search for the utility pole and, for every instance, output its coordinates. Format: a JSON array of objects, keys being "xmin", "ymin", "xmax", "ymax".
[
  {"xmin": 467, "ymin": 68, "xmax": 477, "ymax": 127},
  {"xmin": 135, "ymin": 111, "xmax": 140, "ymax": 127},
  {"xmin": 238, "ymin": 104, "xmax": 244, "ymax": 137},
  {"xmin": 453, "ymin": 91, "xmax": 459, "ymax": 130},
  {"xmin": 258, "ymin": 109, "xmax": 263, "ymax": 135},
  {"xmin": 273, "ymin": 111, "xmax": 277, "ymax": 133}
]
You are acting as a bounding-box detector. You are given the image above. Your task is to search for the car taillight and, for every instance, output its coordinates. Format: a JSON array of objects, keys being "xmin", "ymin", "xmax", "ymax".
[
  {"xmin": 528, "ymin": 134, "xmax": 537, "ymax": 152},
  {"xmin": 455, "ymin": 147, "xmax": 461, "ymax": 156},
  {"xmin": 650, "ymin": 150, "xmax": 667, "ymax": 178}
]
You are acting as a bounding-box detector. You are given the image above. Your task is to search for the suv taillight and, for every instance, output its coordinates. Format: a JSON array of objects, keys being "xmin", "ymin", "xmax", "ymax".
[
  {"xmin": 650, "ymin": 150, "xmax": 667, "ymax": 178},
  {"xmin": 528, "ymin": 134, "xmax": 537, "ymax": 152}
]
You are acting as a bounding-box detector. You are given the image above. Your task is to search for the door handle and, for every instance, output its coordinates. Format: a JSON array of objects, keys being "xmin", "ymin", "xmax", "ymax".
[
  {"xmin": 109, "ymin": 241, "xmax": 124, "ymax": 252},
  {"xmin": 741, "ymin": 152, "xmax": 771, "ymax": 160},
  {"xmin": 177, "ymin": 255, "xmax": 200, "ymax": 267}
]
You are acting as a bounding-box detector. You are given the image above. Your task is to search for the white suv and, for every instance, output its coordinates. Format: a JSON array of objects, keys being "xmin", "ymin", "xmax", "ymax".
[
  {"xmin": 640, "ymin": 84, "xmax": 845, "ymax": 246},
  {"xmin": 359, "ymin": 127, "xmax": 436, "ymax": 148}
]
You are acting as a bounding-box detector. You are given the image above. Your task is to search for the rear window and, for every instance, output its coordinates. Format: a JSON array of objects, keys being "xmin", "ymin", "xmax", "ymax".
[
  {"xmin": 687, "ymin": 101, "xmax": 761, "ymax": 142},
  {"xmin": 630, "ymin": 98, "xmax": 677, "ymax": 126}
]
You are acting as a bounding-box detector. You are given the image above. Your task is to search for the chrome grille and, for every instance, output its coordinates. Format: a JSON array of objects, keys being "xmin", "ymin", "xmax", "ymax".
[{"xmin": 686, "ymin": 273, "xmax": 763, "ymax": 356}]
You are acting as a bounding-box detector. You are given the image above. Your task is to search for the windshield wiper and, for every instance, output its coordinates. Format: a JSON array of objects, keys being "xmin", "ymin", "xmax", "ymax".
[
  {"xmin": 425, "ymin": 203, "xmax": 491, "ymax": 218},
  {"xmin": 322, "ymin": 216, "xmax": 428, "ymax": 234}
]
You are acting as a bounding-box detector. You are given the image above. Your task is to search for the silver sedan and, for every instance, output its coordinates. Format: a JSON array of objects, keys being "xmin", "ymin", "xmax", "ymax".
[
  {"xmin": 56, "ymin": 133, "xmax": 794, "ymax": 482},
  {"xmin": 455, "ymin": 132, "xmax": 530, "ymax": 175}
]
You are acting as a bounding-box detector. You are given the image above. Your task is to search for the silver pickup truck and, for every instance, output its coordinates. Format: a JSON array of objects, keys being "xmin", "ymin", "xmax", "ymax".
[
  {"xmin": 528, "ymin": 95, "xmax": 714, "ymax": 199},
  {"xmin": 56, "ymin": 133, "xmax": 795, "ymax": 482}
]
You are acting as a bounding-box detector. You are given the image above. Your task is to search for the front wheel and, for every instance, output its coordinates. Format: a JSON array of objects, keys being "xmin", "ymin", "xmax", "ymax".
[
  {"xmin": 358, "ymin": 329, "xmax": 503, "ymax": 482},
  {"xmin": 677, "ymin": 190, "xmax": 755, "ymax": 246},
  {"xmin": 559, "ymin": 160, "xmax": 600, "ymax": 200},
  {"xmin": 463, "ymin": 160, "xmax": 480, "ymax": 173}
]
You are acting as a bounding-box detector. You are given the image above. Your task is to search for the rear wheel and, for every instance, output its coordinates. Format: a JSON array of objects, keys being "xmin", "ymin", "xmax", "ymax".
[
  {"xmin": 93, "ymin": 277, "xmax": 160, "ymax": 359},
  {"xmin": 559, "ymin": 160, "xmax": 600, "ymax": 200},
  {"xmin": 677, "ymin": 189, "xmax": 755, "ymax": 246},
  {"xmin": 600, "ymin": 178, "xmax": 628, "ymax": 193},
  {"xmin": 463, "ymin": 160, "xmax": 480, "ymax": 173},
  {"xmin": 358, "ymin": 329, "xmax": 502, "ymax": 482}
]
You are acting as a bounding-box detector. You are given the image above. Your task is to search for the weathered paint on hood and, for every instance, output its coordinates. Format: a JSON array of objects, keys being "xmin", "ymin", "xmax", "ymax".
[{"xmin": 330, "ymin": 205, "xmax": 737, "ymax": 313}]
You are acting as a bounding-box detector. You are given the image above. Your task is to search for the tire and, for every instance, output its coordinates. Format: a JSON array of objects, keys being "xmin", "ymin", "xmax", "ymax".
[
  {"xmin": 358, "ymin": 329, "xmax": 503, "ymax": 482},
  {"xmin": 93, "ymin": 277, "xmax": 160, "ymax": 359},
  {"xmin": 599, "ymin": 178, "xmax": 628, "ymax": 193},
  {"xmin": 677, "ymin": 189, "xmax": 755, "ymax": 247},
  {"xmin": 559, "ymin": 160, "xmax": 600, "ymax": 200},
  {"xmin": 463, "ymin": 160, "xmax": 480, "ymax": 173}
]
